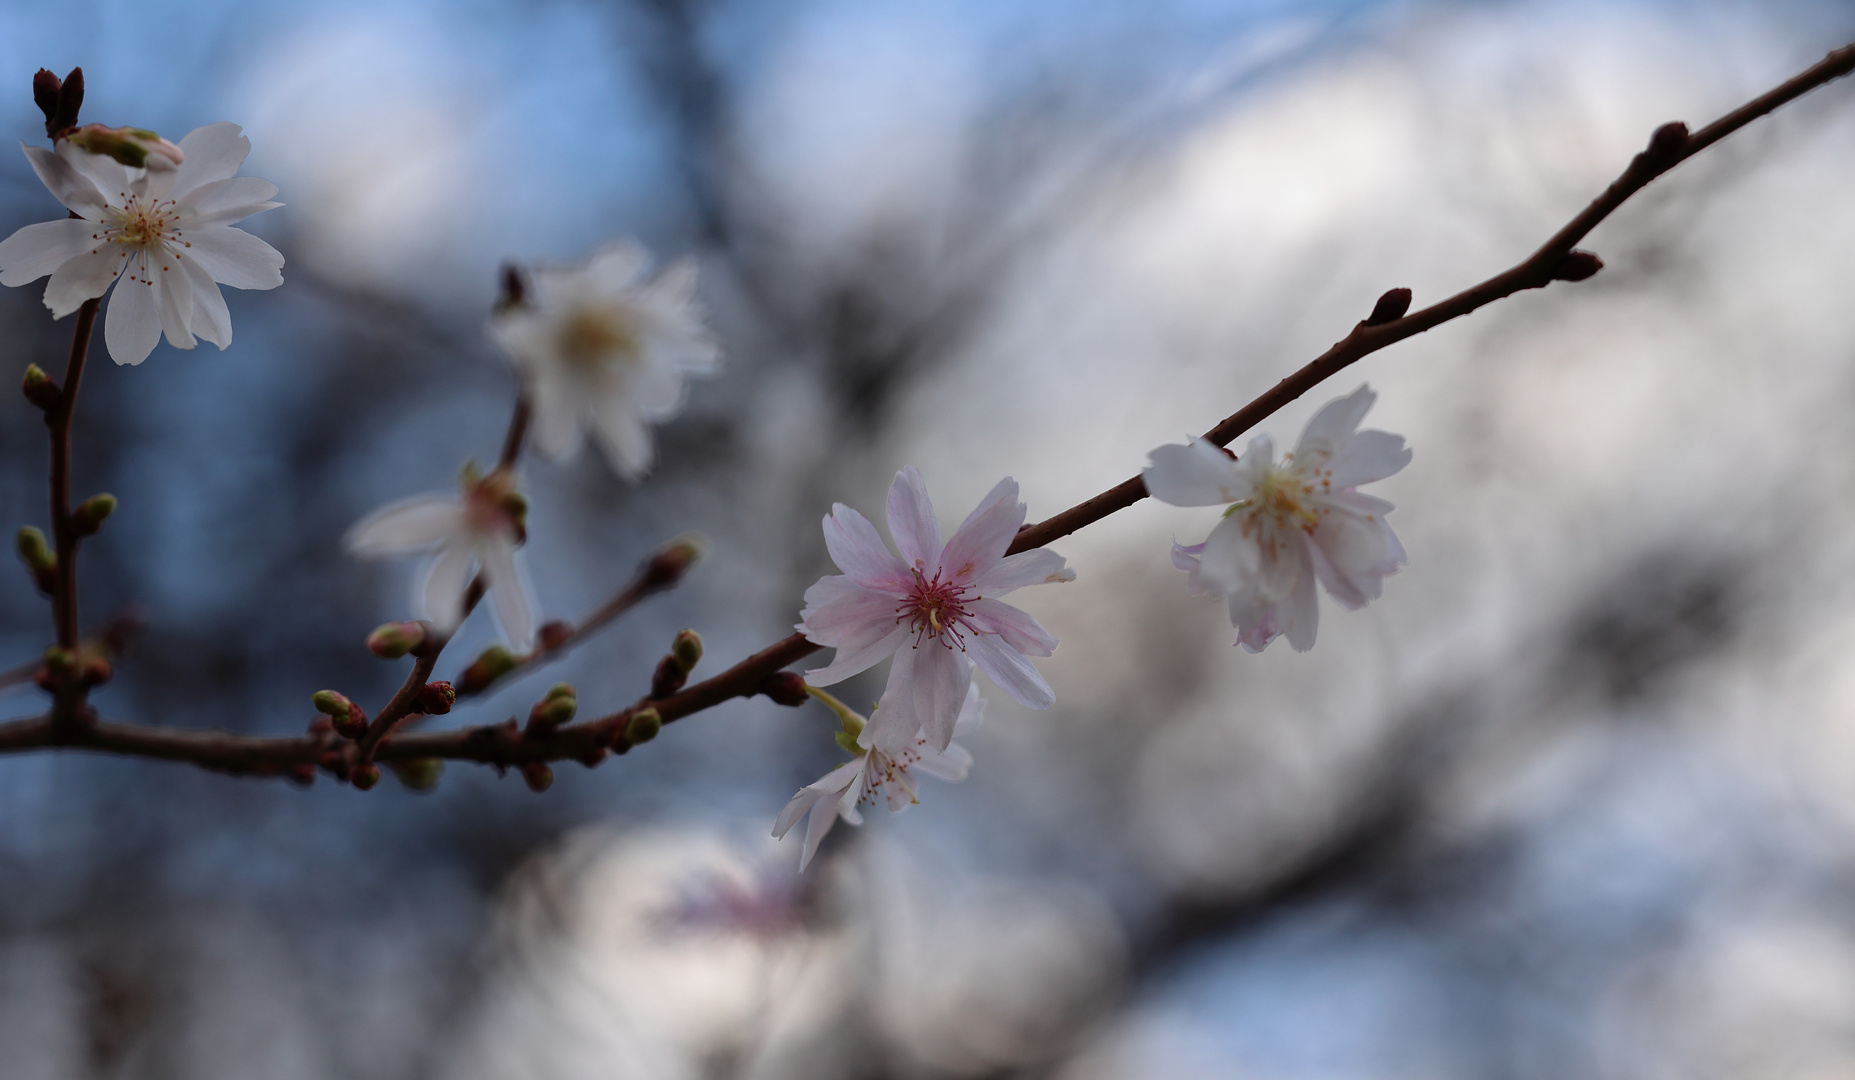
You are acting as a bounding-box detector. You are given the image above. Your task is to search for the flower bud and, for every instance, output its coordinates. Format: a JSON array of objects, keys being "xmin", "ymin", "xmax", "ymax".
[
  {"xmin": 350, "ymin": 762, "xmax": 381, "ymax": 791},
  {"xmin": 671, "ymin": 629, "xmax": 703, "ymax": 673},
  {"xmin": 642, "ymin": 534, "xmax": 706, "ymax": 589},
  {"xmin": 79, "ymin": 654, "xmax": 111, "ymax": 687},
  {"xmin": 72, "ymin": 493, "xmax": 115, "ymax": 537},
  {"xmin": 1645, "ymin": 121, "xmax": 1689, "ymax": 165},
  {"xmin": 1551, "ymin": 250, "xmax": 1604, "ymax": 283},
  {"xmin": 755, "ymin": 671, "xmax": 808, "ymax": 707},
  {"xmin": 459, "ymin": 644, "xmax": 519, "ymax": 694},
  {"xmin": 650, "ymin": 654, "xmax": 686, "ymax": 699},
  {"xmin": 42, "ymin": 645, "xmax": 73, "ymax": 675},
  {"xmin": 46, "ymin": 67, "xmax": 82, "ymax": 137},
  {"xmin": 527, "ymin": 692, "xmax": 576, "ymax": 735},
  {"xmin": 544, "ymin": 683, "xmax": 575, "ymax": 702},
  {"xmin": 66, "ymin": 123, "xmax": 184, "ymax": 170},
  {"xmin": 389, "ymin": 757, "xmax": 443, "ymax": 792},
  {"xmin": 311, "ymin": 689, "xmax": 353, "ymax": 718},
  {"xmin": 16, "ymin": 527, "xmax": 55, "ymax": 572},
  {"xmin": 21, "ymin": 364, "xmax": 58, "ymax": 411},
  {"xmin": 1363, "ymin": 287, "xmax": 1412, "ymax": 327},
  {"xmin": 366, "ymin": 621, "xmax": 426, "ymax": 659},
  {"xmin": 521, "ymin": 762, "xmax": 554, "ymax": 792},
  {"xmin": 536, "ymin": 619, "xmax": 573, "ymax": 652},
  {"xmin": 624, "ymin": 707, "xmax": 662, "ymax": 745},
  {"xmin": 32, "ymin": 69, "xmax": 61, "ymax": 126},
  {"xmin": 416, "ymin": 681, "xmax": 456, "ymax": 715}
]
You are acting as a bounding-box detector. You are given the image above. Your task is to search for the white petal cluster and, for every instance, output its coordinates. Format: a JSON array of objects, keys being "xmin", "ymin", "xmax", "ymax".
[
  {"xmin": 773, "ymin": 684, "xmax": 984, "ymax": 871},
  {"xmin": 797, "ymin": 467, "xmax": 1074, "ymax": 754},
  {"xmin": 1144, "ymin": 385, "xmax": 1410, "ymax": 652},
  {"xmin": 490, "ymin": 240, "xmax": 720, "ymax": 480},
  {"xmin": 344, "ymin": 469, "xmax": 536, "ymax": 652},
  {"xmin": 0, "ymin": 122, "xmax": 283, "ymax": 365}
]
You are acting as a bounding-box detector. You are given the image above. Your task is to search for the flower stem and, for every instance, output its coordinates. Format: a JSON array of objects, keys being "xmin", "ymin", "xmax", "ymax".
[{"xmin": 45, "ymin": 296, "xmax": 99, "ymax": 729}]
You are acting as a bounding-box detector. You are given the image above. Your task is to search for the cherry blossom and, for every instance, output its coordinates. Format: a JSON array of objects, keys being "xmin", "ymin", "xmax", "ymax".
[
  {"xmin": 344, "ymin": 467, "xmax": 537, "ymax": 652},
  {"xmin": 773, "ymin": 684, "xmax": 984, "ymax": 872},
  {"xmin": 0, "ymin": 122, "xmax": 283, "ymax": 365},
  {"xmin": 1144, "ymin": 384, "xmax": 1410, "ymax": 652},
  {"xmin": 489, "ymin": 240, "xmax": 720, "ymax": 480},
  {"xmin": 796, "ymin": 467, "xmax": 1074, "ymax": 753}
]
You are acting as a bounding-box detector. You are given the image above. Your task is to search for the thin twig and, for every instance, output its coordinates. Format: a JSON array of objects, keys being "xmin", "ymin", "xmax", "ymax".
[
  {"xmin": 0, "ymin": 41, "xmax": 1850, "ymax": 777},
  {"xmin": 499, "ymin": 393, "xmax": 530, "ymax": 471},
  {"xmin": 47, "ymin": 297, "xmax": 98, "ymax": 651}
]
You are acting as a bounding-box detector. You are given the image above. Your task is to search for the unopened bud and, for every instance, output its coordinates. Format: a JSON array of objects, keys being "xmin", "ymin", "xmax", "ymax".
[
  {"xmin": 350, "ymin": 762, "xmax": 381, "ymax": 791},
  {"xmin": 366, "ymin": 620, "xmax": 427, "ymax": 659},
  {"xmin": 311, "ymin": 689, "xmax": 353, "ymax": 718},
  {"xmin": 16, "ymin": 527, "xmax": 54, "ymax": 573},
  {"xmin": 389, "ymin": 757, "xmax": 443, "ymax": 792},
  {"xmin": 66, "ymin": 123, "xmax": 184, "ymax": 170},
  {"xmin": 650, "ymin": 654, "xmax": 686, "ymax": 699},
  {"xmin": 1364, "ymin": 287, "xmax": 1412, "ymax": 327},
  {"xmin": 624, "ymin": 707, "xmax": 662, "ymax": 745},
  {"xmin": 49, "ymin": 67, "xmax": 82, "ymax": 136},
  {"xmin": 527, "ymin": 692, "xmax": 576, "ymax": 735},
  {"xmin": 521, "ymin": 761, "xmax": 554, "ymax": 792},
  {"xmin": 1551, "ymin": 250, "xmax": 1604, "ymax": 283},
  {"xmin": 21, "ymin": 364, "xmax": 58, "ymax": 410},
  {"xmin": 536, "ymin": 619, "xmax": 573, "ymax": 652},
  {"xmin": 1646, "ymin": 121, "xmax": 1689, "ymax": 165},
  {"xmin": 418, "ymin": 681, "xmax": 456, "ymax": 715},
  {"xmin": 671, "ymin": 629, "xmax": 703, "ymax": 672},
  {"xmin": 642, "ymin": 535, "xmax": 706, "ymax": 589},
  {"xmin": 42, "ymin": 645, "xmax": 73, "ymax": 674},
  {"xmin": 72, "ymin": 493, "xmax": 115, "ymax": 536},
  {"xmin": 79, "ymin": 655, "xmax": 111, "ymax": 687},
  {"xmin": 459, "ymin": 644, "xmax": 519, "ymax": 694},
  {"xmin": 755, "ymin": 671, "xmax": 808, "ymax": 707},
  {"xmin": 544, "ymin": 683, "xmax": 575, "ymax": 702},
  {"xmin": 32, "ymin": 69, "xmax": 60, "ymax": 125}
]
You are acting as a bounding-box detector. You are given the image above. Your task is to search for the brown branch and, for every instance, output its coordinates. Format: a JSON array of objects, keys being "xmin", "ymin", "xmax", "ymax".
[
  {"xmin": 499, "ymin": 393, "xmax": 530, "ymax": 471},
  {"xmin": 0, "ymin": 41, "xmax": 1849, "ymax": 780},
  {"xmin": 48, "ymin": 297, "xmax": 98, "ymax": 650}
]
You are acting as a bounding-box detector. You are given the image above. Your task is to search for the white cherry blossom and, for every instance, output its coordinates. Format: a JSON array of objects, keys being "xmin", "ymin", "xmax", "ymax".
[
  {"xmin": 0, "ymin": 122, "xmax": 283, "ymax": 366},
  {"xmin": 344, "ymin": 468, "xmax": 536, "ymax": 652},
  {"xmin": 1144, "ymin": 384, "xmax": 1410, "ymax": 653},
  {"xmin": 773, "ymin": 683, "xmax": 984, "ymax": 872},
  {"xmin": 490, "ymin": 240, "xmax": 720, "ymax": 480},
  {"xmin": 797, "ymin": 467, "xmax": 1074, "ymax": 754}
]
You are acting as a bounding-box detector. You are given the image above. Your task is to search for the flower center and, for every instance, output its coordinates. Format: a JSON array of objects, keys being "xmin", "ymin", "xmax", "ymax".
[
  {"xmin": 898, "ymin": 570, "xmax": 976, "ymax": 649},
  {"xmin": 558, "ymin": 304, "xmax": 642, "ymax": 371},
  {"xmin": 1231, "ymin": 461, "xmax": 1322, "ymax": 533},
  {"xmin": 104, "ymin": 197, "xmax": 179, "ymax": 251}
]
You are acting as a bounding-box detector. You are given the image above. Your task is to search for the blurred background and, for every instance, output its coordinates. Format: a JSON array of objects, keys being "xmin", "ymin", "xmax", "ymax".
[{"xmin": 1, "ymin": 0, "xmax": 1854, "ymax": 1076}]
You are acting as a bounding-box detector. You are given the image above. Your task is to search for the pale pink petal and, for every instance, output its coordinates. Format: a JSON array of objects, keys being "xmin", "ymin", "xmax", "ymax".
[
  {"xmin": 1232, "ymin": 590, "xmax": 1280, "ymax": 653},
  {"xmin": 803, "ymin": 624, "xmax": 908, "ymax": 686},
  {"xmin": 183, "ymin": 225, "xmax": 283, "ymax": 290},
  {"xmin": 0, "ymin": 219, "xmax": 95, "ymax": 286},
  {"xmin": 1143, "ymin": 438, "xmax": 1247, "ymax": 507},
  {"xmin": 345, "ymin": 496, "xmax": 465, "ymax": 555},
  {"xmin": 173, "ymin": 176, "xmax": 281, "ymax": 229},
  {"xmin": 179, "ymin": 254, "xmax": 231, "ymax": 348},
  {"xmin": 166, "ymin": 122, "xmax": 252, "ymax": 201},
  {"xmin": 419, "ymin": 545, "xmax": 476, "ymax": 633},
  {"xmin": 1195, "ymin": 514, "xmax": 1261, "ymax": 597},
  {"xmin": 1282, "ymin": 540, "xmax": 1320, "ymax": 652},
  {"xmin": 907, "ymin": 643, "xmax": 974, "ymax": 752},
  {"xmin": 150, "ymin": 245, "xmax": 195, "ymax": 350},
  {"xmin": 971, "ymin": 547, "xmax": 1074, "ymax": 595},
  {"xmin": 912, "ymin": 740, "xmax": 974, "ymax": 783},
  {"xmin": 1296, "ymin": 384, "xmax": 1376, "ymax": 456},
  {"xmin": 967, "ymin": 633, "xmax": 1055, "ymax": 712},
  {"xmin": 885, "ymin": 466, "xmax": 943, "ymax": 573},
  {"xmin": 56, "ymin": 141, "xmax": 131, "ymax": 208},
  {"xmin": 937, "ymin": 477, "xmax": 1023, "ymax": 585},
  {"xmin": 479, "ymin": 539, "xmax": 535, "ymax": 652},
  {"xmin": 628, "ymin": 359, "xmax": 690, "ymax": 421},
  {"xmin": 102, "ymin": 255, "xmax": 161, "ymax": 365},
  {"xmin": 590, "ymin": 395, "xmax": 652, "ymax": 478},
  {"xmin": 823, "ymin": 504, "xmax": 911, "ymax": 591},
  {"xmin": 584, "ymin": 239, "xmax": 650, "ymax": 287},
  {"xmin": 526, "ymin": 368, "xmax": 585, "ymax": 461},
  {"xmin": 1327, "ymin": 429, "xmax": 1410, "ymax": 488},
  {"xmin": 966, "ymin": 597, "xmax": 1057, "ymax": 657},
  {"xmin": 798, "ymin": 575, "xmax": 903, "ymax": 648},
  {"xmin": 43, "ymin": 245, "xmax": 127, "ymax": 319},
  {"xmin": 22, "ymin": 144, "xmax": 107, "ymax": 216}
]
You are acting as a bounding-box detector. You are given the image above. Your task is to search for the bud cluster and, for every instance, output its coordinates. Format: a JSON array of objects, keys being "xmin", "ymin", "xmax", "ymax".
[
  {"xmin": 650, "ymin": 628, "xmax": 704, "ymax": 698},
  {"xmin": 366, "ymin": 620, "xmax": 429, "ymax": 659},
  {"xmin": 32, "ymin": 67, "xmax": 82, "ymax": 138},
  {"xmin": 312, "ymin": 689, "xmax": 368, "ymax": 739},
  {"xmin": 526, "ymin": 683, "xmax": 576, "ymax": 737}
]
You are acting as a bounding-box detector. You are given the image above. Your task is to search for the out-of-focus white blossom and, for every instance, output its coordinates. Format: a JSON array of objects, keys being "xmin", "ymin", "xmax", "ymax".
[
  {"xmin": 797, "ymin": 467, "xmax": 1074, "ymax": 754},
  {"xmin": 344, "ymin": 467, "xmax": 536, "ymax": 652},
  {"xmin": 0, "ymin": 122, "xmax": 283, "ymax": 365},
  {"xmin": 773, "ymin": 684, "xmax": 984, "ymax": 872},
  {"xmin": 490, "ymin": 240, "xmax": 720, "ymax": 480},
  {"xmin": 1144, "ymin": 384, "xmax": 1410, "ymax": 652}
]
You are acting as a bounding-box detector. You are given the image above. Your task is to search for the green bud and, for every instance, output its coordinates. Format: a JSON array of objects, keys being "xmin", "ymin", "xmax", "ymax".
[
  {"xmin": 72, "ymin": 493, "xmax": 116, "ymax": 536},
  {"xmin": 350, "ymin": 762, "xmax": 381, "ymax": 791},
  {"xmin": 366, "ymin": 620, "xmax": 427, "ymax": 659},
  {"xmin": 389, "ymin": 758, "xmax": 444, "ymax": 792},
  {"xmin": 642, "ymin": 534, "xmax": 707, "ymax": 588},
  {"xmin": 311, "ymin": 689, "xmax": 353, "ymax": 718},
  {"xmin": 624, "ymin": 707, "xmax": 662, "ymax": 745},
  {"xmin": 459, "ymin": 644, "xmax": 519, "ymax": 694},
  {"xmin": 42, "ymin": 645, "xmax": 73, "ymax": 674},
  {"xmin": 670, "ymin": 629, "xmax": 703, "ymax": 673},
  {"xmin": 66, "ymin": 123, "xmax": 183, "ymax": 170},
  {"xmin": 15, "ymin": 527, "xmax": 54, "ymax": 572},
  {"xmin": 545, "ymin": 683, "xmax": 575, "ymax": 702},
  {"xmin": 21, "ymin": 364, "xmax": 57, "ymax": 410},
  {"xmin": 521, "ymin": 762, "xmax": 554, "ymax": 793}
]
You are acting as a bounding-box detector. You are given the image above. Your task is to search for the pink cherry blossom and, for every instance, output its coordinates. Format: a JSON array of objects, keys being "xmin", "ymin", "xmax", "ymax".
[{"xmin": 796, "ymin": 467, "xmax": 1074, "ymax": 753}]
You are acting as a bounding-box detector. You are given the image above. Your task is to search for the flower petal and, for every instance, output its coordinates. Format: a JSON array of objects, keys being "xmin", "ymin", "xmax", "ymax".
[
  {"xmin": 798, "ymin": 575, "xmax": 904, "ymax": 649},
  {"xmin": 967, "ymin": 633, "xmax": 1055, "ymax": 712},
  {"xmin": 912, "ymin": 740, "xmax": 974, "ymax": 783},
  {"xmin": 183, "ymin": 225, "xmax": 283, "ymax": 290},
  {"xmin": 150, "ymin": 244, "xmax": 195, "ymax": 350},
  {"xmin": 1282, "ymin": 539, "xmax": 1320, "ymax": 652},
  {"xmin": 966, "ymin": 597, "xmax": 1057, "ymax": 657},
  {"xmin": 885, "ymin": 466, "xmax": 943, "ymax": 573},
  {"xmin": 0, "ymin": 219, "xmax": 97, "ymax": 286},
  {"xmin": 419, "ymin": 545, "xmax": 476, "ymax": 634},
  {"xmin": 56, "ymin": 141, "xmax": 131, "ymax": 209},
  {"xmin": 1143, "ymin": 438, "xmax": 1246, "ymax": 507},
  {"xmin": 174, "ymin": 175, "xmax": 281, "ymax": 229},
  {"xmin": 1327, "ymin": 429, "xmax": 1411, "ymax": 488},
  {"xmin": 479, "ymin": 539, "xmax": 535, "ymax": 653},
  {"xmin": 803, "ymin": 624, "xmax": 907, "ymax": 687},
  {"xmin": 102, "ymin": 255, "xmax": 162, "ymax": 365},
  {"xmin": 22, "ymin": 144, "xmax": 107, "ymax": 216},
  {"xmin": 179, "ymin": 254, "xmax": 231, "ymax": 348},
  {"xmin": 1296, "ymin": 384, "xmax": 1376, "ymax": 456},
  {"xmin": 970, "ymin": 547, "xmax": 1074, "ymax": 595},
  {"xmin": 345, "ymin": 496, "xmax": 464, "ymax": 555},
  {"xmin": 1195, "ymin": 514, "xmax": 1262, "ymax": 597},
  {"xmin": 900, "ymin": 644, "xmax": 973, "ymax": 752},
  {"xmin": 951, "ymin": 680, "xmax": 986, "ymax": 738},
  {"xmin": 938, "ymin": 477, "xmax": 1023, "ymax": 585},
  {"xmin": 590, "ymin": 396, "xmax": 652, "ymax": 479},
  {"xmin": 167, "ymin": 122, "xmax": 252, "ymax": 201},
  {"xmin": 43, "ymin": 245, "xmax": 126, "ymax": 319},
  {"xmin": 823, "ymin": 504, "xmax": 911, "ymax": 592}
]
